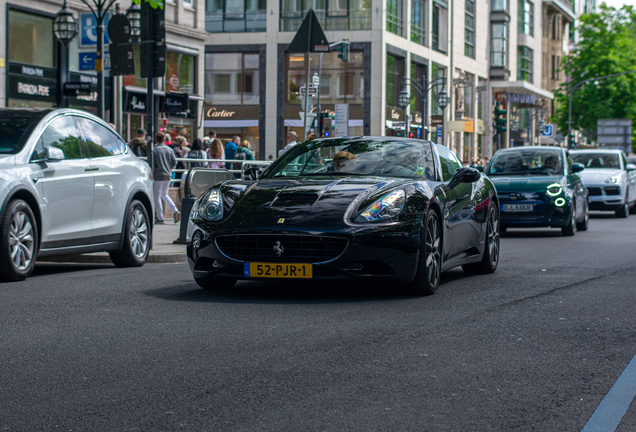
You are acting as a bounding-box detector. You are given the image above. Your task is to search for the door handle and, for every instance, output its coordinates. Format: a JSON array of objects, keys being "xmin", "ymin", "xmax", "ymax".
[{"xmin": 84, "ymin": 168, "xmax": 99, "ymax": 172}]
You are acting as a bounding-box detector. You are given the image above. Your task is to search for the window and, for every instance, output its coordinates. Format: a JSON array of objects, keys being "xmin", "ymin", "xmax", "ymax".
[
  {"xmin": 205, "ymin": 53, "xmax": 260, "ymax": 105},
  {"xmin": 552, "ymin": 15, "xmax": 561, "ymax": 40},
  {"xmin": 411, "ymin": 0, "xmax": 426, "ymax": 45},
  {"xmin": 464, "ymin": 73, "xmax": 474, "ymax": 118},
  {"xmin": 165, "ymin": 52, "xmax": 196, "ymax": 94},
  {"xmin": 517, "ymin": 46, "xmax": 533, "ymax": 83},
  {"xmin": 518, "ymin": 0, "xmax": 533, "ymax": 36},
  {"xmin": 77, "ymin": 118, "xmax": 126, "ymax": 157},
  {"xmin": 436, "ymin": 143, "xmax": 461, "ymax": 181},
  {"xmin": 8, "ymin": 10, "xmax": 55, "ymax": 68},
  {"xmin": 492, "ymin": 0, "xmax": 506, "ymax": 12},
  {"xmin": 280, "ymin": 0, "xmax": 371, "ymax": 31},
  {"xmin": 387, "ymin": 0, "xmax": 404, "ymax": 36},
  {"xmin": 491, "ymin": 24, "xmax": 507, "ymax": 67},
  {"xmin": 36, "ymin": 116, "xmax": 84, "ymax": 160},
  {"xmin": 465, "ymin": 0, "xmax": 475, "ymax": 58},
  {"xmin": 386, "ymin": 54, "xmax": 405, "ymax": 108},
  {"xmin": 431, "ymin": 63, "xmax": 446, "ymax": 116},
  {"xmin": 432, "ymin": 2, "xmax": 448, "ymax": 53},
  {"xmin": 184, "ymin": 0, "xmax": 192, "ymax": 6},
  {"xmin": 410, "ymin": 62, "xmax": 427, "ymax": 115},
  {"xmin": 206, "ymin": 0, "xmax": 267, "ymax": 32},
  {"xmin": 551, "ymin": 55, "xmax": 560, "ymax": 80},
  {"xmin": 477, "ymin": 77, "xmax": 487, "ymax": 121}
]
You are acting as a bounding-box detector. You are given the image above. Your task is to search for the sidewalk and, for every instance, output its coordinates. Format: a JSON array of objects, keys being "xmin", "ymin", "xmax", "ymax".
[{"xmin": 38, "ymin": 221, "xmax": 187, "ymax": 264}]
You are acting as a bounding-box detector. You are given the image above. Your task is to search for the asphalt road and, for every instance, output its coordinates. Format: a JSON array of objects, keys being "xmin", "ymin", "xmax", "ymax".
[{"xmin": 1, "ymin": 213, "xmax": 635, "ymax": 431}]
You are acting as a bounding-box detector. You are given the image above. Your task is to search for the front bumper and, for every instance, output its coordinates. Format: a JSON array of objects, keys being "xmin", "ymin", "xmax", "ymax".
[
  {"xmin": 186, "ymin": 222, "xmax": 420, "ymax": 283},
  {"xmin": 498, "ymin": 193, "xmax": 573, "ymax": 228},
  {"xmin": 585, "ymin": 184, "xmax": 624, "ymax": 211}
]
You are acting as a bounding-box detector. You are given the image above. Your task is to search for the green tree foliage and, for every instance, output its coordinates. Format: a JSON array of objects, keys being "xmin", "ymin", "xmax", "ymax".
[
  {"xmin": 133, "ymin": 0, "xmax": 163, "ymax": 9},
  {"xmin": 554, "ymin": 5, "xmax": 636, "ymax": 149}
]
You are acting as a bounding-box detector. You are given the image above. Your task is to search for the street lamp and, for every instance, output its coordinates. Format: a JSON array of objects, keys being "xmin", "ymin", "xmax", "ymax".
[
  {"xmin": 53, "ymin": 1, "xmax": 78, "ymax": 46},
  {"xmin": 399, "ymin": 76, "xmax": 447, "ymax": 140},
  {"xmin": 126, "ymin": 2, "xmax": 141, "ymax": 43}
]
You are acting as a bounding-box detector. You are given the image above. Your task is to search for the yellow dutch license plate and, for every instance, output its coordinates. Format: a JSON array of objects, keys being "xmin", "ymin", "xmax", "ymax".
[{"xmin": 244, "ymin": 262, "xmax": 313, "ymax": 279}]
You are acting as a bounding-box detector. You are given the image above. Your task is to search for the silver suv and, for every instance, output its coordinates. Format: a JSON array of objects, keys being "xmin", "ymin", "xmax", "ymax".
[{"xmin": 0, "ymin": 108, "xmax": 154, "ymax": 281}]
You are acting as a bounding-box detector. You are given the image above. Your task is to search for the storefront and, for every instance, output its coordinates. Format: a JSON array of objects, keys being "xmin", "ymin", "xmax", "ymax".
[{"xmin": 204, "ymin": 105, "xmax": 260, "ymax": 157}]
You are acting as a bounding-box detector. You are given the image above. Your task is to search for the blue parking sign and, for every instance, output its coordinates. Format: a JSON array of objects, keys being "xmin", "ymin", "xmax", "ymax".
[
  {"xmin": 541, "ymin": 124, "xmax": 554, "ymax": 137},
  {"xmin": 80, "ymin": 12, "xmax": 110, "ymax": 47}
]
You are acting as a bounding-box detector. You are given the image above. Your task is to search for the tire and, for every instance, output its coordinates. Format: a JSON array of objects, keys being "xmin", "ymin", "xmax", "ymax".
[
  {"xmin": 576, "ymin": 200, "xmax": 589, "ymax": 231},
  {"xmin": 462, "ymin": 205, "xmax": 500, "ymax": 274},
  {"xmin": 0, "ymin": 200, "xmax": 38, "ymax": 282},
  {"xmin": 629, "ymin": 200, "xmax": 636, "ymax": 215},
  {"xmin": 195, "ymin": 277, "xmax": 237, "ymax": 291},
  {"xmin": 407, "ymin": 209, "xmax": 442, "ymax": 296},
  {"xmin": 615, "ymin": 198, "xmax": 629, "ymax": 218},
  {"xmin": 109, "ymin": 200, "xmax": 151, "ymax": 267},
  {"xmin": 561, "ymin": 203, "xmax": 576, "ymax": 236}
]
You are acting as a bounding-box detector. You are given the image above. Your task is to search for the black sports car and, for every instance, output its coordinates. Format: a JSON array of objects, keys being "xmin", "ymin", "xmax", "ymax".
[{"xmin": 186, "ymin": 137, "xmax": 500, "ymax": 295}]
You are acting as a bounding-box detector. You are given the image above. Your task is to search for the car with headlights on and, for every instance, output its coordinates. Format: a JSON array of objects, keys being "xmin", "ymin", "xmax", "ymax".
[
  {"xmin": 186, "ymin": 137, "xmax": 500, "ymax": 296},
  {"xmin": 0, "ymin": 108, "xmax": 154, "ymax": 282},
  {"xmin": 486, "ymin": 146, "xmax": 588, "ymax": 235},
  {"xmin": 569, "ymin": 149, "xmax": 636, "ymax": 217}
]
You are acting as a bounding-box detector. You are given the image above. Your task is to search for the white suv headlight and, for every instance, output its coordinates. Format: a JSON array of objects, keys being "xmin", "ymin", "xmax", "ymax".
[
  {"xmin": 357, "ymin": 190, "xmax": 406, "ymax": 222},
  {"xmin": 604, "ymin": 175, "xmax": 621, "ymax": 184}
]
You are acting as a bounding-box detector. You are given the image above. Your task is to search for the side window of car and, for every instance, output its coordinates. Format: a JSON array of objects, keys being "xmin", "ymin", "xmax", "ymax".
[
  {"xmin": 32, "ymin": 116, "xmax": 84, "ymax": 161},
  {"xmin": 76, "ymin": 117, "xmax": 125, "ymax": 158},
  {"xmin": 436, "ymin": 144, "xmax": 461, "ymax": 182}
]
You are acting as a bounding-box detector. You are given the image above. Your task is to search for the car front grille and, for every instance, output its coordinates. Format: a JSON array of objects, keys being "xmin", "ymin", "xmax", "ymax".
[
  {"xmin": 587, "ymin": 186, "xmax": 620, "ymax": 196},
  {"xmin": 215, "ymin": 234, "xmax": 349, "ymax": 264},
  {"xmin": 605, "ymin": 186, "xmax": 620, "ymax": 196},
  {"xmin": 587, "ymin": 187, "xmax": 602, "ymax": 196}
]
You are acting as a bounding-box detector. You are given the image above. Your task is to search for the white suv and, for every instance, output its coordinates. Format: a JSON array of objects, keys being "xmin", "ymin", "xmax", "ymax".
[{"xmin": 0, "ymin": 108, "xmax": 154, "ymax": 281}]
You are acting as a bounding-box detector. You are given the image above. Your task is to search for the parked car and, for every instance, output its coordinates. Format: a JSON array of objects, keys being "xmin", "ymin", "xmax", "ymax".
[
  {"xmin": 0, "ymin": 108, "xmax": 154, "ymax": 281},
  {"xmin": 570, "ymin": 149, "xmax": 636, "ymax": 217},
  {"xmin": 486, "ymin": 146, "xmax": 588, "ymax": 235},
  {"xmin": 186, "ymin": 137, "xmax": 500, "ymax": 296}
]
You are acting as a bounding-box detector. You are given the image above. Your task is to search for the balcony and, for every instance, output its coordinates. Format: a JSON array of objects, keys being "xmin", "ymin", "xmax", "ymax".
[
  {"xmin": 279, "ymin": 9, "xmax": 372, "ymax": 32},
  {"xmin": 206, "ymin": 10, "xmax": 267, "ymax": 33}
]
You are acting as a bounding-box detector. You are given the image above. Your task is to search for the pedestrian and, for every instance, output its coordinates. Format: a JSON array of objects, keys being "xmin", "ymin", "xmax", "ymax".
[
  {"xmin": 235, "ymin": 140, "xmax": 255, "ymax": 161},
  {"xmin": 176, "ymin": 136, "xmax": 191, "ymax": 158},
  {"xmin": 130, "ymin": 128, "xmax": 147, "ymax": 157},
  {"xmin": 225, "ymin": 136, "xmax": 240, "ymax": 169},
  {"xmin": 207, "ymin": 138, "xmax": 226, "ymax": 169},
  {"xmin": 152, "ymin": 131, "xmax": 180, "ymax": 224},
  {"xmin": 188, "ymin": 138, "xmax": 208, "ymax": 168},
  {"xmin": 208, "ymin": 129, "xmax": 216, "ymax": 141},
  {"xmin": 278, "ymin": 131, "xmax": 298, "ymax": 157}
]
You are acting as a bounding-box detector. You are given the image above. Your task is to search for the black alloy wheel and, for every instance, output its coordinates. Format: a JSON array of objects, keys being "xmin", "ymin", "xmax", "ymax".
[
  {"xmin": 0, "ymin": 200, "xmax": 38, "ymax": 282},
  {"xmin": 463, "ymin": 205, "xmax": 500, "ymax": 274},
  {"xmin": 576, "ymin": 200, "xmax": 589, "ymax": 231},
  {"xmin": 408, "ymin": 209, "xmax": 442, "ymax": 296},
  {"xmin": 562, "ymin": 202, "xmax": 576, "ymax": 236}
]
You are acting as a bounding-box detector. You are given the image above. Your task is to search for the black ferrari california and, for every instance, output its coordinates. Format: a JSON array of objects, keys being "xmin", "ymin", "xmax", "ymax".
[{"xmin": 186, "ymin": 137, "xmax": 500, "ymax": 295}]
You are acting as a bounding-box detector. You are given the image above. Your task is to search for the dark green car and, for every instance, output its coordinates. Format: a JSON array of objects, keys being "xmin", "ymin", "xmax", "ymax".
[{"xmin": 486, "ymin": 146, "xmax": 589, "ymax": 236}]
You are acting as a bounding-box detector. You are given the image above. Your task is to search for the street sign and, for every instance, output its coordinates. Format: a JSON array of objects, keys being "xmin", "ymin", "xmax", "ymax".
[
  {"xmin": 334, "ymin": 104, "xmax": 349, "ymax": 137},
  {"xmin": 287, "ymin": 9, "xmax": 331, "ymax": 53},
  {"xmin": 63, "ymin": 82, "xmax": 92, "ymax": 96},
  {"xmin": 437, "ymin": 126, "xmax": 443, "ymax": 145},
  {"xmin": 299, "ymin": 85, "xmax": 318, "ymax": 97},
  {"xmin": 312, "ymin": 73, "xmax": 320, "ymax": 87},
  {"xmin": 79, "ymin": 52, "xmax": 111, "ymax": 71},
  {"xmin": 541, "ymin": 124, "xmax": 554, "ymax": 137},
  {"xmin": 80, "ymin": 12, "xmax": 111, "ymax": 47},
  {"xmin": 299, "ymin": 95, "xmax": 313, "ymax": 112}
]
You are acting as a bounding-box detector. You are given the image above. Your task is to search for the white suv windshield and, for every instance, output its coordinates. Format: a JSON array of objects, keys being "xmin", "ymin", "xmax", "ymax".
[{"xmin": 0, "ymin": 117, "xmax": 38, "ymax": 154}]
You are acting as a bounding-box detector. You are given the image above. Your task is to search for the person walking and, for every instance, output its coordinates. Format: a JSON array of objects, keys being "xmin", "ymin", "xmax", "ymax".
[
  {"xmin": 235, "ymin": 140, "xmax": 255, "ymax": 161},
  {"xmin": 152, "ymin": 131, "xmax": 180, "ymax": 224},
  {"xmin": 207, "ymin": 138, "xmax": 226, "ymax": 169},
  {"xmin": 225, "ymin": 136, "xmax": 240, "ymax": 169},
  {"xmin": 130, "ymin": 128, "xmax": 147, "ymax": 157},
  {"xmin": 278, "ymin": 131, "xmax": 298, "ymax": 157},
  {"xmin": 188, "ymin": 139, "xmax": 208, "ymax": 168}
]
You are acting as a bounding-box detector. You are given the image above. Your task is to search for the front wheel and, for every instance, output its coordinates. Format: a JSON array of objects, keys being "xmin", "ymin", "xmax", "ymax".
[
  {"xmin": 576, "ymin": 200, "xmax": 589, "ymax": 231},
  {"xmin": 407, "ymin": 209, "xmax": 442, "ymax": 296},
  {"xmin": 462, "ymin": 205, "xmax": 500, "ymax": 274},
  {"xmin": 0, "ymin": 200, "xmax": 38, "ymax": 282},
  {"xmin": 561, "ymin": 203, "xmax": 576, "ymax": 236},
  {"xmin": 615, "ymin": 197, "xmax": 629, "ymax": 218},
  {"xmin": 109, "ymin": 200, "xmax": 151, "ymax": 267}
]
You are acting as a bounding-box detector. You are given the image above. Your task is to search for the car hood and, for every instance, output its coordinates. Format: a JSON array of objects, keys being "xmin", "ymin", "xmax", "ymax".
[
  {"xmin": 489, "ymin": 175, "xmax": 564, "ymax": 192},
  {"xmin": 578, "ymin": 168, "xmax": 623, "ymax": 184},
  {"xmin": 0, "ymin": 154, "xmax": 14, "ymax": 168},
  {"xmin": 218, "ymin": 176, "xmax": 408, "ymax": 229}
]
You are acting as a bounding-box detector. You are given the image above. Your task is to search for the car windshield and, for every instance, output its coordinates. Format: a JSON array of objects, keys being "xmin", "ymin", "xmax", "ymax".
[
  {"xmin": 487, "ymin": 149, "xmax": 564, "ymax": 175},
  {"xmin": 0, "ymin": 117, "xmax": 39, "ymax": 154},
  {"xmin": 571, "ymin": 153, "xmax": 621, "ymax": 169},
  {"xmin": 265, "ymin": 138, "xmax": 435, "ymax": 180}
]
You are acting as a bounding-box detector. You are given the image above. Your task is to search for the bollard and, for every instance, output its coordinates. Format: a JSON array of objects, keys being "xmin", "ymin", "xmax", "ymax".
[{"xmin": 174, "ymin": 191, "xmax": 195, "ymax": 244}]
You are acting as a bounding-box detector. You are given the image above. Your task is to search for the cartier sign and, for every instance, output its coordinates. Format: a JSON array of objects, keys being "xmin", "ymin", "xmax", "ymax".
[
  {"xmin": 206, "ymin": 108, "xmax": 236, "ymax": 118},
  {"xmin": 204, "ymin": 105, "xmax": 259, "ymax": 120}
]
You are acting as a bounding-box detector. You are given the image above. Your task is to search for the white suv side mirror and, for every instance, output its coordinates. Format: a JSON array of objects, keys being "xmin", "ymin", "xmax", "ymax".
[{"xmin": 43, "ymin": 146, "xmax": 65, "ymax": 162}]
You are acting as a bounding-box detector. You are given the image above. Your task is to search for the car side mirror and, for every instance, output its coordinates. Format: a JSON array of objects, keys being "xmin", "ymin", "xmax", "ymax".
[
  {"xmin": 243, "ymin": 166, "xmax": 263, "ymax": 181},
  {"xmin": 43, "ymin": 146, "xmax": 65, "ymax": 162},
  {"xmin": 571, "ymin": 163, "xmax": 585, "ymax": 173},
  {"xmin": 626, "ymin": 163, "xmax": 636, "ymax": 171},
  {"xmin": 475, "ymin": 165, "xmax": 484, "ymax": 172},
  {"xmin": 448, "ymin": 167, "xmax": 480, "ymax": 189}
]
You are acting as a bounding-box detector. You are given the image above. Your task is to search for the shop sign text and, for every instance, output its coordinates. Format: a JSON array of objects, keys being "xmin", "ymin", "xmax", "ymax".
[{"xmin": 18, "ymin": 82, "xmax": 50, "ymax": 97}]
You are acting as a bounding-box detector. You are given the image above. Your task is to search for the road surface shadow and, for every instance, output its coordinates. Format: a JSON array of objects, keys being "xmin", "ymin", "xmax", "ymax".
[
  {"xmin": 32, "ymin": 262, "xmax": 115, "ymax": 276},
  {"xmin": 500, "ymin": 229, "xmax": 564, "ymax": 238}
]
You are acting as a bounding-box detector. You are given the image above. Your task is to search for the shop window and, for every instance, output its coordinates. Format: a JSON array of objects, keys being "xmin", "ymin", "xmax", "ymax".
[
  {"xmin": 165, "ymin": 51, "xmax": 197, "ymax": 94},
  {"xmin": 8, "ymin": 10, "xmax": 55, "ymax": 68},
  {"xmin": 205, "ymin": 52, "xmax": 260, "ymax": 105}
]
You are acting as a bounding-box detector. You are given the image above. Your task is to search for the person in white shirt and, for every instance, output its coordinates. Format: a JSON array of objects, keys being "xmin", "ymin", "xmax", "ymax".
[{"xmin": 278, "ymin": 131, "xmax": 298, "ymax": 157}]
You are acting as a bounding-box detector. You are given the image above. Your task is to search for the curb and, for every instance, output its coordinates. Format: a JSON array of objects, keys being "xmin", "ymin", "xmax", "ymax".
[{"xmin": 37, "ymin": 252, "xmax": 187, "ymax": 265}]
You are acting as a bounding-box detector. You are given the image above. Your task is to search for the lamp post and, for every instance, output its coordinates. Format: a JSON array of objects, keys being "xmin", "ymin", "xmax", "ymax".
[
  {"xmin": 54, "ymin": 1, "xmax": 79, "ymax": 108},
  {"xmin": 398, "ymin": 76, "xmax": 448, "ymax": 140},
  {"xmin": 126, "ymin": 2, "xmax": 141, "ymax": 43}
]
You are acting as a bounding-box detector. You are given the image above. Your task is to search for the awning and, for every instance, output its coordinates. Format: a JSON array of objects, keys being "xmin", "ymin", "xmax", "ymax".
[
  {"xmin": 491, "ymin": 81, "xmax": 554, "ymax": 100},
  {"xmin": 204, "ymin": 120, "xmax": 258, "ymax": 127}
]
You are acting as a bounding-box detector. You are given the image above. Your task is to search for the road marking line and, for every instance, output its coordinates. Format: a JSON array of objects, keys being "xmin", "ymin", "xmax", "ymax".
[{"xmin": 581, "ymin": 352, "xmax": 636, "ymax": 432}]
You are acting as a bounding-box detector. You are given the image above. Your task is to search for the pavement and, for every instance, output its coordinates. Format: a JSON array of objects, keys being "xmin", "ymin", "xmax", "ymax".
[{"xmin": 37, "ymin": 220, "xmax": 187, "ymax": 264}]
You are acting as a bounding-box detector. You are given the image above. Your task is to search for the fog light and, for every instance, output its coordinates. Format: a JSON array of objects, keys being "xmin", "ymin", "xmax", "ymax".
[
  {"xmin": 555, "ymin": 198, "xmax": 566, "ymax": 207},
  {"xmin": 192, "ymin": 231, "xmax": 202, "ymax": 249}
]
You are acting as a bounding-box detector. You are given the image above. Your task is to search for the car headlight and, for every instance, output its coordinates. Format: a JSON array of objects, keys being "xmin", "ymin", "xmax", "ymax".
[
  {"xmin": 196, "ymin": 189, "xmax": 224, "ymax": 221},
  {"xmin": 546, "ymin": 183, "xmax": 562, "ymax": 196},
  {"xmin": 604, "ymin": 175, "xmax": 620, "ymax": 184},
  {"xmin": 357, "ymin": 190, "xmax": 406, "ymax": 222}
]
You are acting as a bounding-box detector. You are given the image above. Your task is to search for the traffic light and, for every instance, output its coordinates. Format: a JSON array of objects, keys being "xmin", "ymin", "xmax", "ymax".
[
  {"xmin": 140, "ymin": 1, "xmax": 165, "ymax": 78},
  {"xmin": 337, "ymin": 39, "xmax": 349, "ymax": 62},
  {"xmin": 494, "ymin": 101, "xmax": 507, "ymax": 134},
  {"xmin": 322, "ymin": 116, "xmax": 332, "ymax": 137}
]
